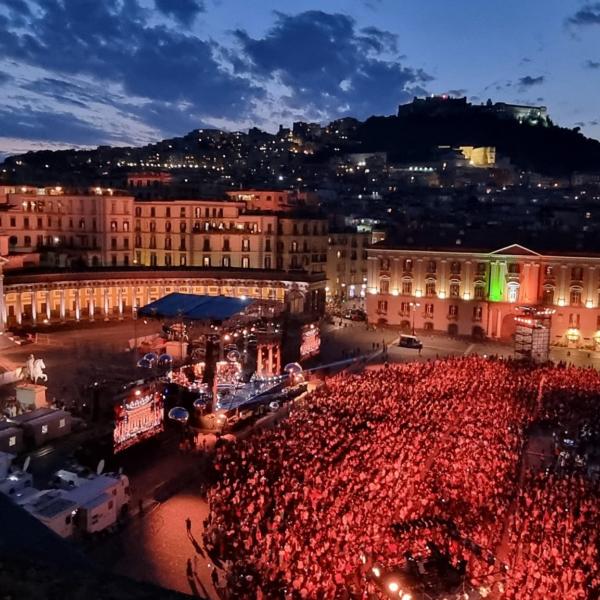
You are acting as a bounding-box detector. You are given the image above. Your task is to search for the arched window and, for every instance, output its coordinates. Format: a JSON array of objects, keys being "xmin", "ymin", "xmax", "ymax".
[{"xmin": 380, "ymin": 278, "xmax": 390, "ymax": 294}]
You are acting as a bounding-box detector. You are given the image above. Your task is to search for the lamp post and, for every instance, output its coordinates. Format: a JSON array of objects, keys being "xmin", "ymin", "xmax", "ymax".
[{"xmin": 410, "ymin": 302, "xmax": 420, "ymax": 335}]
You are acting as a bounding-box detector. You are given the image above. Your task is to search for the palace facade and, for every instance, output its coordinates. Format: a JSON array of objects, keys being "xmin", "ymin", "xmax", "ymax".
[
  {"xmin": 0, "ymin": 267, "xmax": 325, "ymax": 330},
  {"xmin": 366, "ymin": 242, "xmax": 600, "ymax": 349}
]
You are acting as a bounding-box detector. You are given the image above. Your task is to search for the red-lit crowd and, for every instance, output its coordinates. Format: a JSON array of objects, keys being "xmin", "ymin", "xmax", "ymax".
[{"xmin": 203, "ymin": 357, "xmax": 600, "ymax": 599}]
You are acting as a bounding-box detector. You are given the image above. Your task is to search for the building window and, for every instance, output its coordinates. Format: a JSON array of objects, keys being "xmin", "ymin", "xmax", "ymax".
[
  {"xmin": 401, "ymin": 281, "xmax": 412, "ymax": 295},
  {"xmin": 377, "ymin": 300, "xmax": 388, "ymax": 313},
  {"xmin": 135, "ymin": 207, "xmax": 141, "ymax": 217},
  {"xmin": 41, "ymin": 424, "xmax": 48, "ymax": 434},
  {"xmin": 473, "ymin": 306, "xmax": 482, "ymax": 321},
  {"xmin": 165, "ymin": 221, "xmax": 172, "ymax": 232},
  {"xmin": 380, "ymin": 279, "xmax": 390, "ymax": 294},
  {"xmin": 425, "ymin": 281, "xmax": 436, "ymax": 296},
  {"xmin": 165, "ymin": 237, "xmax": 172, "ymax": 250},
  {"xmin": 111, "ymin": 238, "xmax": 117, "ymax": 250},
  {"xmin": 265, "ymin": 239, "xmax": 271, "ymax": 252},
  {"xmin": 264, "ymin": 256, "xmax": 271, "ymax": 269},
  {"xmin": 380, "ymin": 258, "xmax": 390, "ymax": 271},
  {"xmin": 449, "ymin": 283, "xmax": 460, "ymax": 298},
  {"xmin": 150, "ymin": 253, "xmax": 157, "ymax": 266},
  {"xmin": 403, "ymin": 259, "xmax": 413, "ymax": 272},
  {"xmin": 477, "ymin": 262, "xmax": 487, "ymax": 275},
  {"xmin": 8, "ymin": 436, "xmax": 16, "ymax": 447},
  {"xmin": 571, "ymin": 267, "xmax": 583, "ymax": 281},
  {"xmin": 150, "ymin": 221, "xmax": 156, "ymax": 232},
  {"xmin": 427, "ymin": 260, "xmax": 436, "ymax": 274},
  {"xmin": 570, "ymin": 288, "xmax": 582, "ymax": 306},
  {"xmin": 180, "ymin": 222, "xmax": 186, "ymax": 233},
  {"xmin": 203, "ymin": 256, "xmax": 211, "ymax": 267},
  {"xmin": 203, "ymin": 238, "xmax": 211, "ymax": 251},
  {"xmin": 544, "ymin": 265, "xmax": 554, "ymax": 277},
  {"xmin": 164, "ymin": 253, "xmax": 172, "ymax": 266},
  {"xmin": 110, "ymin": 221, "xmax": 118, "ymax": 232},
  {"xmin": 222, "ymin": 256, "xmax": 230, "ymax": 268},
  {"xmin": 507, "ymin": 285, "xmax": 519, "ymax": 303},
  {"xmin": 180, "ymin": 254, "xmax": 186, "ymax": 266},
  {"xmin": 425, "ymin": 303, "xmax": 434, "ymax": 317},
  {"xmin": 242, "ymin": 238, "xmax": 250, "ymax": 251},
  {"xmin": 223, "ymin": 239, "xmax": 230, "ymax": 252},
  {"xmin": 59, "ymin": 418, "xmax": 66, "ymax": 428},
  {"xmin": 448, "ymin": 305, "xmax": 458, "ymax": 318},
  {"xmin": 450, "ymin": 261, "xmax": 461, "ymax": 275},
  {"xmin": 242, "ymin": 256, "xmax": 250, "ymax": 269},
  {"xmin": 180, "ymin": 207, "xmax": 186, "ymax": 218},
  {"xmin": 291, "ymin": 241, "xmax": 298, "ymax": 253},
  {"xmin": 474, "ymin": 285, "xmax": 485, "ymax": 300},
  {"xmin": 543, "ymin": 288, "xmax": 554, "ymax": 305},
  {"xmin": 123, "ymin": 221, "xmax": 129, "ymax": 232},
  {"xmin": 569, "ymin": 313, "xmax": 580, "ymax": 328},
  {"xmin": 508, "ymin": 263, "xmax": 520, "ymax": 274},
  {"xmin": 165, "ymin": 207, "xmax": 171, "ymax": 218}
]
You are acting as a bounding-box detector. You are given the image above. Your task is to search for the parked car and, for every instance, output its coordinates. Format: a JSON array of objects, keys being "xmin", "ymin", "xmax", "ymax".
[{"xmin": 398, "ymin": 334, "xmax": 423, "ymax": 350}]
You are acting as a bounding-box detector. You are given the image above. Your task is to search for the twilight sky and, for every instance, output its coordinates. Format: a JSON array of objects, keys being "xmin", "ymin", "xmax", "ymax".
[{"xmin": 0, "ymin": 0, "xmax": 599, "ymax": 158}]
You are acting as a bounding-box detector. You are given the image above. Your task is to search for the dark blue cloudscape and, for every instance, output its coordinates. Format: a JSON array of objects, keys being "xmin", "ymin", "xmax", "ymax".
[
  {"xmin": 0, "ymin": 0, "xmax": 597, "ymax": 155},
  {"xmin": 0, "ymin": 1, "xmax": 429, "ymax": 153},
  {"xmin": 234, "ymin": 11, "xmax": 429, "ymax": 119}
]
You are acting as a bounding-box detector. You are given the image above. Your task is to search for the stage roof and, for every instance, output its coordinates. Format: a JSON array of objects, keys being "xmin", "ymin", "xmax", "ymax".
[{"xmin": 138, "ymin": 293, "xmax": 253, "ymax": 321}]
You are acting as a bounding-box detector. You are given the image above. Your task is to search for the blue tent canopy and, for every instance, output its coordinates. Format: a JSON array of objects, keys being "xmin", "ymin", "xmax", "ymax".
[{"xmin": 138, "ymin": 293, "xmax": 252, "ymax": 321}]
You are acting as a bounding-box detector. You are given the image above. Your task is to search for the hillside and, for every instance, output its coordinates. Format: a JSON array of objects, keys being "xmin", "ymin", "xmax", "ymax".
[
  {"xmin": 2, "ymin": 101, "xmax": 600, "ymax": 182},
  {"xmin": 357, "ymin": 111, "xmax": 600, "ymax": 175}
]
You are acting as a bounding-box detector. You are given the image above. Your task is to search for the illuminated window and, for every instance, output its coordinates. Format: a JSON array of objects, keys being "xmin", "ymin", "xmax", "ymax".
[
  {"xmin": 543, "ymin": 288, "xmax": 554, "ymax": 305},
  {"xmin": 8, "ymin": 436, "xmax": 16, "ymax": 447},
  {"xmin": 427, "ymin": 260, "xmax": 436, "ymax": 274},
  {"xmin": 425, "ymin": 303, "xmax": 434, "ymax": 317},
  {"xmin": 449, "ymin": 283, "xmax": 460, "ymax": 298},
  {"xmin": 59, "ymin": 418, "xmax": 65, "ymax": 428},
  {"xmin": 473, "ymin": 306, "xmax": 483, "ymax": 321},
  {"xmin": 450, "ymin": 261, "xmax": 461, "ymax": 275},
  {"xmin": 426, "ymin": 282, "xmax": 436, "ymax": 296},
  {"xmin": 448, "ymin": 305, "xmax": 458, "ymax": 317},
  {"xmin": 569, "ymin": 313, "xmax": 580, "ymax": 328},
  {"xmin": 380, "ymin": 279, "xmax": 390, "ymax": 294},
  {"xmin": 474, "ymin": 285, "xmax": 485, "ymax": 300},
  {"xmin": 377, "ymin": 300, "xmax": 388, "ymax": 313},
  {"xmin": 401, "ymin": 281, "xmax": 412, "ymax": 295},
  {"xmin": 41, "ymin": 425, "xmax": 48, "ymax": 434},
  {"xmin": 570, "ymin": 289, "xmax": 582, "ymax": 306},
  {"xmin": 507, "ymin": 285, "xmax": 519, "ymax": 303},
  {"xmin": 403, "ymin": 259, "xmax": 413, "ymax": 272},
  {"xmin": 571, "ymin": 267, "xmax": 583, "ymax": 281}
]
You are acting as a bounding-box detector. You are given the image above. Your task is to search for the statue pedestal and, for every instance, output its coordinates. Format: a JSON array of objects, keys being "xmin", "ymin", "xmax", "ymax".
[
  {"xmin": 165, "ymin": 340, "xmax": 188, "ymax": 362},
  {"xmin": 16, "ymin": 383, "xmax": 47, "ymax": 409}
]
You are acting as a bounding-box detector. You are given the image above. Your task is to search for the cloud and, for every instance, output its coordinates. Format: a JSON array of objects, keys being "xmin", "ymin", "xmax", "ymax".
[
  {"xmin": 0, "ymin": 0, "xmax": 263, "ymax": 125},
  {"xmin": 518, "ymin": 75, "xmax": 545, "ymax": 89},
  {"xmin": 153, "ymin": 0, "xmax": 204, "ymax": 25},
  {"xmin": 567, "ymin": 3, "xmax": 600, "ymax": 26},
  {"xmin": 234, "ymin": 10, "xmax": 430, "ymax": 120},
  {"xmin": 585, "ymin": 59, "xmax": 600, "ymax": 69},
  {"xmin": 0, "ymin": 70, "xmax": 12, "ymax": 85},
  {"xmin": 0, "ymin": 105, "xmax": 118, "ymax": 145},
  {"xmin": 447, "ymin": 89, "xmax": 467, "ymax": 97}
]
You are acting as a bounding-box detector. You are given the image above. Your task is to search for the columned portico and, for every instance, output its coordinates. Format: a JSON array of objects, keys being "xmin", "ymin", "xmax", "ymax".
[{"xmin": 2, "ymin": 268, "xmax": 326, "ymax": 327}]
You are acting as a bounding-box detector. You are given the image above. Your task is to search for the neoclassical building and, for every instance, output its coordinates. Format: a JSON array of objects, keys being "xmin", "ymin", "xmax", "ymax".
[
  {"xmin": 366, "ymin": 242, "xmax": 600, "ymax": 349},
  {"xmin": 0, "ymin": 266, "xmax": 325, "ymax": 330}
]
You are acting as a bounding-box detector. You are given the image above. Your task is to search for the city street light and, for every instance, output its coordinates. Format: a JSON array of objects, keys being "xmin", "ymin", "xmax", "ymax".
[{"xmin": 410, "ymin": 302, "xmax": 420, "ymax": 335}]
